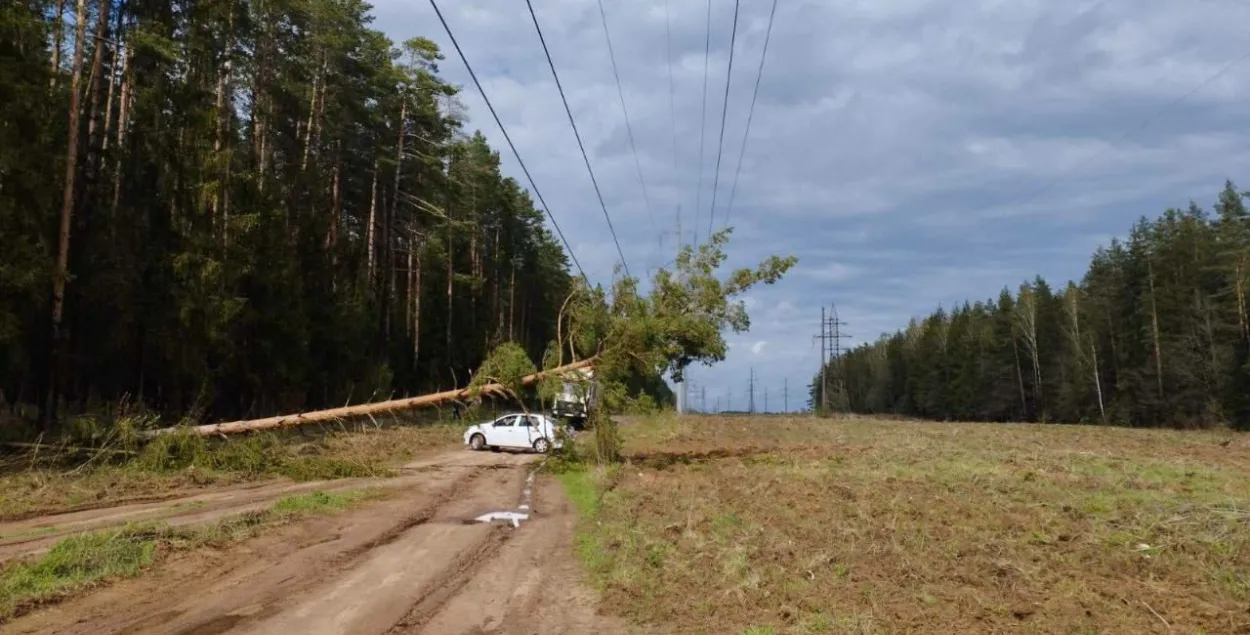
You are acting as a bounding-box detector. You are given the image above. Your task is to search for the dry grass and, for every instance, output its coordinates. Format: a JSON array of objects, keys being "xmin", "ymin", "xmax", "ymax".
[
  {"xmin": 574, "ymin": 415, "xmax": 1250, "ymax": 634},
  {"xmin": 0, "ymin": 422, "xmax": 462, "ymax": 521}
]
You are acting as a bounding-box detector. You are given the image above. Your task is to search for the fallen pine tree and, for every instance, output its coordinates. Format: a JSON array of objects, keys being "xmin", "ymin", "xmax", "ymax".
[{"xmin": 141, "ymin": 359, "xmax": 594, "ymax": 438}]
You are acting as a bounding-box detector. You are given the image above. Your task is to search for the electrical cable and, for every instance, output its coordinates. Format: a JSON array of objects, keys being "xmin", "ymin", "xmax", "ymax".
[
  {"xmin": 723, "ymin": 0, "xmax": 780, "ymax": 231},
  {"xmin": 706, "ymin": 0, "xmax": 741, "ymax": 239},
  {"xmin": 428, "ymin": 0, "xmax": 593, "ymax": 283},
  {"xmin": 692, "ymin": 0, "xmax": 712, "ymax": 246}
]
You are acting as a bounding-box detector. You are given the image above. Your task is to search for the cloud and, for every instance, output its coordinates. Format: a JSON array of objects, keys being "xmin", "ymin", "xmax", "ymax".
[{"xmin": 370, "ymin": 0, "xmax": 1250, "ymax": 411}]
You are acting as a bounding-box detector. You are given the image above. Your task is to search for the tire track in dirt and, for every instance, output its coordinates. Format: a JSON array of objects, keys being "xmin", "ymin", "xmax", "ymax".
[
  {"xmin": 0, "ymin": 453, "xmax": 529, "ymax": 635},
  {"xmin": 215, "ymin": 464, "xmax": 531, "ymax": 635},
  {"xmin": 0, "ymin": 450, "xmax": 530, "ymax": 564},
  {"xmin": 402, "ymin": 478, "xmax": 656, "ymax": 635},
  {"xmin": 2, "ymin": 451, "xmax": 645, "ymax": 635}
]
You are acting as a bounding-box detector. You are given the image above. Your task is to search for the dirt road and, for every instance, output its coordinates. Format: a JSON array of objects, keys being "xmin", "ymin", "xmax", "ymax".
[{"xmin": 2, "ymin": 449, "xmax": 647, "ymax": 635}]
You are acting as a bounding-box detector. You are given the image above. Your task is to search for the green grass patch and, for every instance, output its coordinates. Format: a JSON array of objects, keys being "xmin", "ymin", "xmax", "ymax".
[
  {"xmin": 0, "ymin": 527, "xmax": 158, "ymax": 619},
  {"xmin": 270, "ymin": 489, "xmax": 381, "ymax": 516},
  {"xmin": 557, "ymin": 468, "xmax": 603, "ymax": 518},
  {"xmin": 0, "ymin": 423, "xmax": 461, "ymax": 521}
]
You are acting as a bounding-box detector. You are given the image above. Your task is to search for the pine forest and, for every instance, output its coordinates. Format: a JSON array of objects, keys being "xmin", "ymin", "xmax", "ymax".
[
  {"xmin": 1, "ymin": 0, "xmax": 574, "ymax": 428},
  {"xmin": 816, "ymin": 181, "xmax": 1250, "ymax": 430}
]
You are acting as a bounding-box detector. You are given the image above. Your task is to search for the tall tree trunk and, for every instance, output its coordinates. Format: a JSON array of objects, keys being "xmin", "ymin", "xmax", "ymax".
[
  {"xmin": 1091, "ymin": 342, "xmax": 1106, "ymax": 423},
  {"xmin": 1012, "ymin": 336, "xmax": 1027, "ymax": 419},
  {"xmin": 406, "ymin": 237, "xmax": 414, "ymax": 339},
  {"xmin": 1148, "ymin": 260, "xmax": 1165, "ymax": 399},
  {"xmin": 46, "ymin": 0, "xmax": 91, "ymax": 427},
  {"xmin": 383, "ymin": 99, "xmax": 406, "ymax": 344},
  {"xmin": 390, "ymin": 100, "xmax": 406, "ymax": 230},
  {"xmin": 366, "ymin": 159, "xmax": 379, "ymax": 285},
  {"xmin": 110, "ymin": 40, "xmax": 131, "ymax": 218},
  {"xmin": 493, "ymin": 224, "xmax": 502, "ymax": 337},
  {"xmin": 379, "ymin": 189, "xmax": 391, "ymax": 344},
  {"xmin": 508, "ymin": 262, "xmax": 516, "ymax": 341},
  {"xmin": 1235, "ymin": 260, "xmax": 1250, "ymax": 345},
  {"xmin": 446, "ymin": 223, "xmax": 453, "ymax": 365},
  {"xmin": 101, "ymin": 7, "xmax": 122, "ymax": 154},
  {"xmin": 50, "ymin": 0, "xmax": 66, "ymax": 87},
  {"xmin": 211, "ymin": 6, "xmax": 235, "ymax": 236},
  {"xmin": 328, "ymin": 159, "xmax": 340, "ymax": 250},
  {"xmin": 252, "ymin": 8, "xmax": 273, "ymax": 193},
  {"xmin": 414, "ymin": 236, "xmax": 422, "ymax": 373},
  {"xmin": 301, "ymin": 54, "xmax": 326, "ymax": 172},
  {"xmin": 327, "ymin": 147, "xmax": 341, "ymax": 291},
  {"xmin": 83, "ymin": 0, "xmax": 112, "ymax": 181}
]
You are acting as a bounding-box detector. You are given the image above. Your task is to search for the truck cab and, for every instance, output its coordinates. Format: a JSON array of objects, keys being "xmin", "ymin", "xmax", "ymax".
[{"xmin": 551, "ymin": 367, "xmax": 598, "ymax": 428}]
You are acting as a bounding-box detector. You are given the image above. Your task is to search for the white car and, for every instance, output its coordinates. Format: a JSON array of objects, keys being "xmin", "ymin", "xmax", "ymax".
[{"xmin": 463, "ymin": 413, "xmax": 565, "ymax": 453}]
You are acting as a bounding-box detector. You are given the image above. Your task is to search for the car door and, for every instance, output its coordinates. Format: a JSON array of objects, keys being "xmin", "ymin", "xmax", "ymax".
[
  {"xmin": 487, "ymin": 414, "xmax": 521, "ymax": 447},
  {"xmin": 533, "ymin": 414, "xmax": 555, "ymax": 445},
  {"xmin": 517, "ymin": 414, "xmax": 546, "ymax": 448}
]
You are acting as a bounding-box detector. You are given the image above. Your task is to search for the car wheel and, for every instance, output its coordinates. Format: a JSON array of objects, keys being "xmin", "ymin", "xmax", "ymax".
[
  {"xmin": 469, "ymin": 434, "xmax": 485, "ymax": 451},
  {"xmin": 533, "ymin": 437, "xmax": 551, "ymax": 454}
]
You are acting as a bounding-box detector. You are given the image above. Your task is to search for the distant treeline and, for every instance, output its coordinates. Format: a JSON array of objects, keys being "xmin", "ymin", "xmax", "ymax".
[{"xmin": 812, "ymin": 181, "xmax": 1250, "ymax": 429}]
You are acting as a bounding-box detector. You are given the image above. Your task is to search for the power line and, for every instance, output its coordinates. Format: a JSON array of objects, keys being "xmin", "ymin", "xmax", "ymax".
[
  {"xmin": 521, "ymin": 0, "xmax": 631, "ymax": 278},
  {"xmin": 596, "ymin": 0, "xmax": 658, "ymax": 240},
  {"xmin": 427, "ymin": 0, "xmax": 589, "ymax": 284},
  {"xmin": 692, "ymin": 0, "xmax": 712, "ymax": 246},
  {"xmin": 723, "ymin": 0, "xmax": 780, "ymax": 231},
  {"xmin": 706, "ymin": 0, "xmax": 742, "ymax": 239},
  {"xmin": 665, "ymin": 0, "xmax": 679, "ymax": 247}
]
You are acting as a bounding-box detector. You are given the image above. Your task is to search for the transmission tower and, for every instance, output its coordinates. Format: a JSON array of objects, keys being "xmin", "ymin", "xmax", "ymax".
[
  {"xmin": 748, "ymin": 367, "xmax": 756, "ymax": 414},
  {"xmin": 828, "ymin": 304, "xmax": 851, "ymax": 412},
  {"xmin": 813, "ymin": 304, "xmax": 851, "ymax": 413}
]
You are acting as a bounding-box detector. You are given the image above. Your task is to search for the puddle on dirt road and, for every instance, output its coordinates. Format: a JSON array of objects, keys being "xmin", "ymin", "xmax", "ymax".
[{"xmin": 470, "ymin": 511, "xmax": 530, "ymax": 526}]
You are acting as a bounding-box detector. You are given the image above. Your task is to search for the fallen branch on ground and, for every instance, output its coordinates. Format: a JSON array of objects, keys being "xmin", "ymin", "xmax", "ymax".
[{"xmin": 141, "ymin": 359, "xmax": 594, "ymax": 438}]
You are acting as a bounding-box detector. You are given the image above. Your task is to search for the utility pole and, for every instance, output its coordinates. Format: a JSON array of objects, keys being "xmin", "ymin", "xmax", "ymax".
[
  {"xmin": 813, "ymin": 304, "xmax": 851, "ymax": 413},
  {"xmin": 813, "ymin": 307, "xmax": 830, "ymax": 412},
  {"xmin": 748, "ymin": 367, "xmax": 756, "ymax": 414},
  {"xmin": 764, "ymin": 385, "xmax": 768, "ymax": 413},
  {"xmin": 700, "ymin": 385, "xmax": 707, "ymax": 412},
  {"xmin": 829, "ymin": 304, "xmax": 851, "ymax": 412},
  {"xmin": 783, "ymin": 377, "xmax": 788, "ymax": 413}
]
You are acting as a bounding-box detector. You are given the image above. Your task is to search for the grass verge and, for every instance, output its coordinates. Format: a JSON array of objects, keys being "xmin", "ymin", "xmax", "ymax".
[
  {"xmin": 564, "ymin": 415, "xmax": 1250, "ymax": 634},
  {"xmin": 0, "ymin": 422, "xmax": 462, "ymax": 521},
  {"xmin": 0, "ymin": 487, "xmax": 383, "ymax": 620}
]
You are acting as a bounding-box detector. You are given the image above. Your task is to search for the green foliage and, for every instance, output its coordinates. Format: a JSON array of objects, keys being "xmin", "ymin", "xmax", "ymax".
[
  {"xmin": 129, "ymin": 430, "xmax": 379, "ymax": 480},
  {"xmin": 471, "ymin": 342, "xmax": 538, "ymax": 405},
  {"xmin": 821, "ymin": 180, "xmax": 1250, "ymax": 429},
  {"xmin": 586, "ymin": 410, "xmax": 621, "ymax": 464},
  {"xmin": 545, "ymin": 228, "xmax": 796, "ymax": 463}
]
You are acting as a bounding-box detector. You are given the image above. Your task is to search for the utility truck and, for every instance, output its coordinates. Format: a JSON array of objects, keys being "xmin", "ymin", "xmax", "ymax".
[{"xmin": 551, "ymin": 366, "xmax": 599, "ymax": 428}]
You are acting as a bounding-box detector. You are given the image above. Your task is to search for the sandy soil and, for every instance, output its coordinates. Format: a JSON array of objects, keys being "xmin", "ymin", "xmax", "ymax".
[
  {"xmin": 0, "ymin": 450, "xmax": 528, "ymax": 563},
  {"xmin": 1, "ymin": 449, "xmax": 650, "ymax": 635}
]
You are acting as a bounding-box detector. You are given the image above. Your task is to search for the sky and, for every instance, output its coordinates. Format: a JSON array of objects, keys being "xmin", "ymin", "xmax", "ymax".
[{"xmin": 369, "ymin": 0, "xmax": 1250, "ymax": 412}]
